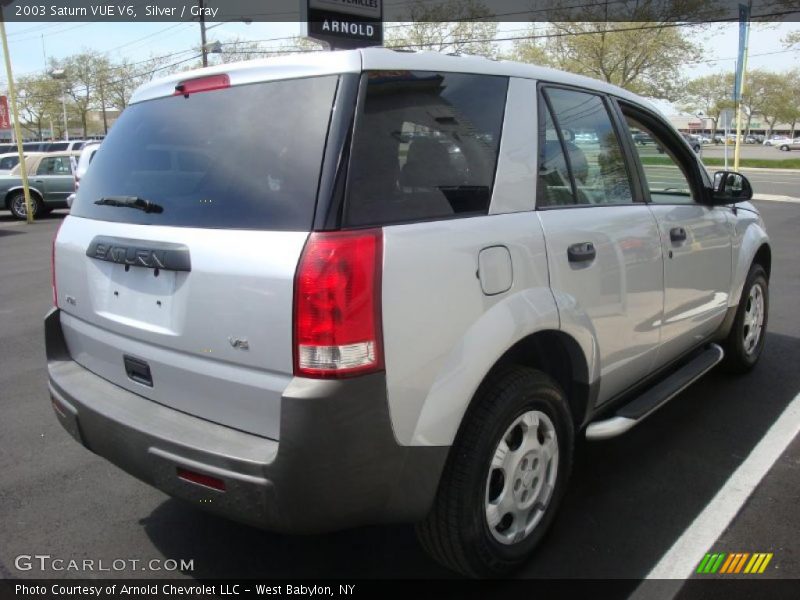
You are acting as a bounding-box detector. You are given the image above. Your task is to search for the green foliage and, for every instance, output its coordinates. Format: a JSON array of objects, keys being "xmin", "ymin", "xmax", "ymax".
[
  {"xmin": 513, "ymin": 21, "xmax": 702, "ymax": 101},
  {"xmin": 385, "ymin": 0, "xmax": 498, "ymax": 58}
]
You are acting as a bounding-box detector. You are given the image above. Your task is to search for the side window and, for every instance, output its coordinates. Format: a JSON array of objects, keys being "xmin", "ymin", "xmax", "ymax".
[
  {"xmin": 624, "ymin": 115, "xmax": 695, "ymax": 205},
  {"xmin": 37, "ymin": 157, "xmax": 72, "ymax": 175},
  {"xmin": 538, "ymin": 104, "xmax": 575, "ymax": 207},
  {"xmin": 345, "ymin": 71, "xmax": 508, "ymax": 227},
  {"xmin": 543, "ymin": 88, "xmax": 634, "ymax": 205},
  {"xmin": 36, "ymin": 157, "xmax": 56, "ymax": 175}
]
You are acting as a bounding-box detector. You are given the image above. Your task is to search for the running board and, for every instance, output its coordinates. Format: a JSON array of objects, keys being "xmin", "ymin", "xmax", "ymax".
[{"xmin": 585, "ymin": 344, "xmax": 724, "ymax": 441}]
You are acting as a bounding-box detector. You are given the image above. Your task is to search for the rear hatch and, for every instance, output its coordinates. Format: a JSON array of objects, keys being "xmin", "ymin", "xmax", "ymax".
[{"xmin": 56, "ymin": 73, "xmax": 341, "ymax": 439}]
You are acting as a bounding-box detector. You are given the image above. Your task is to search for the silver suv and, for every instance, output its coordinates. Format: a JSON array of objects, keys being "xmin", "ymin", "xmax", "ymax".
[{"xmin": 47, "ymin": 49, "xmax": 770, "ymax": 577}]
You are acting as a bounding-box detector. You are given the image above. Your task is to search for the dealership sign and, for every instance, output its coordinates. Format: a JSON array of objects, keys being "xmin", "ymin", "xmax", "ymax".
[
  {"xmin": 302, "ymin": 0, "xmax": 383, "ymax": 48},
  {"xmin": 0, "ymin": 96, "xmax": 10, "ymax": 130}
]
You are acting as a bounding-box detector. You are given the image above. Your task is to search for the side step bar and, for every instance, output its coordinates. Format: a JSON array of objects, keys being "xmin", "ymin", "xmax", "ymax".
[{"xmin": 585, "ymin": 344, "xmax": 724, "ymax": 441}]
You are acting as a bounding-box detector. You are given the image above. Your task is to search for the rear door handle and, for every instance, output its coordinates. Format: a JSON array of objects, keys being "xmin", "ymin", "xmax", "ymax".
[
  {"xmin": 670, "ymin": 227, "xmax": 687, "ymax": 242},
  {"xmin": 567, "ymin": 242, "xmax": 596, "ymax": 263}
]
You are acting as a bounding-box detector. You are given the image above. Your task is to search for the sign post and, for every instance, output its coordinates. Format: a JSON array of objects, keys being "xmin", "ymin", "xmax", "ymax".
[
  {"xmin": 0, "ymin": 15, "xmax": 34, "ymax": 223},
  {"xmin": 732, "ymin": 2, "xmax": 751, "ymax": 171},
  {"xmin": 301, "ymin": 0, "xmax": 383, "ymax": 49}
]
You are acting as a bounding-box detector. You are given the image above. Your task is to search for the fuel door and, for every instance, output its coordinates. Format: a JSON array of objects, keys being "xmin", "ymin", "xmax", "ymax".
[{"xmin": 478, "ymin": 245, "xmax": 513, "ymax": 296}]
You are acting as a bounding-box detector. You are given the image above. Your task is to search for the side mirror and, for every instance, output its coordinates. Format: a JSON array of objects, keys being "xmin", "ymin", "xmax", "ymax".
[{"xmin": 708, "ymin": 170, "xmax": 752, "ymax": 204}]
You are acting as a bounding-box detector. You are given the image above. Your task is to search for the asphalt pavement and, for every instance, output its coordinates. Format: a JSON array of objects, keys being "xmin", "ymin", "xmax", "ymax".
[{"xmin": 0, "ymin": 203, "xmax": 798, "ymax": 583}]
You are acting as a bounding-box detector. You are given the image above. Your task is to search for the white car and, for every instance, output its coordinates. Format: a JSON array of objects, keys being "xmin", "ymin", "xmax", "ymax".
[
  {"xmin": 65, "ymin": 142, "xmax": 101, "ymax": 208},
  {"xmin": 763, "ymin": 135, "xmax": 790, "ymax": 146},
  {"xmin": 0, "ymin": 152, "xmax": 22, "ymax": 174}
]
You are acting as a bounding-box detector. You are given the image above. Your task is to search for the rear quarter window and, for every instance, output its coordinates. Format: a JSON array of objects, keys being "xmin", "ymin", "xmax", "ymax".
[{"xmin": 345, "ymin": 71, "xmax": 508, "ymax": 227}]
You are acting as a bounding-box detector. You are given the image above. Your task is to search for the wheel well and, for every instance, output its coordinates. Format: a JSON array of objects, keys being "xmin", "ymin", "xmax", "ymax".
[
  {"xmin": 753, "ymin": 243, "xmax": 771, "ymax": 279},
  {"xmin": 483, "ymin": 330, "xmax": 591, "ymax": 428}
]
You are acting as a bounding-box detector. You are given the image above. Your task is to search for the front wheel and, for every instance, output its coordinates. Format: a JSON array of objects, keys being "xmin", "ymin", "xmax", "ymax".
[
  {"xmin": 722, "ymin": 264, "xmax": 769, "ymax": 373},
  {"xmin": 8, "ymin": 192, "xmax": 42, "ymax": 220},
  {"xmin": 416, "ymin": 366, "xmax": 574, "ymax": 577},
  {"xmin": 779, "ymin": 145, "xmax": 790, "ymax": 151}
]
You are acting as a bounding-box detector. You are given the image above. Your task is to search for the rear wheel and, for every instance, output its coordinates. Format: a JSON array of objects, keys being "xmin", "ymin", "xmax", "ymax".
[
  {"xmin": 722, "ymin": 264, "xmax": 768, "ymax": 373},
  {"xmin": 779, "ymin": 145, "xmax": 791, "ymax": 151},
  {"xmin": 8, "ymin": 192, "xmax": 42, "ymax": 220},
  {"xmin": 416, "ymin": 366, "xmax": 573, "ymax": 577}
]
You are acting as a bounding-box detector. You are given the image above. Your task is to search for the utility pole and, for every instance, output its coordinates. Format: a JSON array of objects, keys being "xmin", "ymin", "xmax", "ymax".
[
  {"xmin": 0, "ymin": 14, "xmax": 35, "ymax": 223},
  {"xmin": 49, "ymin": 69, "xmax": 69, "ymax": 141},
  {"xmin": 199, "ymin": 0, "xmax": 208, "ymax": 67}
]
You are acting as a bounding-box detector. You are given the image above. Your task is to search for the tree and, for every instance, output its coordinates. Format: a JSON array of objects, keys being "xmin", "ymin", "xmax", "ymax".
[
  {"xmin": 779, "ymin": 69, "xmax": 800, "ymax": 137},
  {"xmin": 783, "ymin": 30, "xmax": 800, "ymax": 48},
  {"xmin": 385, "ymin": 0, "xmax": 499, "ymax": 58},
  {"xmin": 754, "ymin": 71, "xmax": 793, "ymax": 137},
  {"xmin": 105, "ymin": 55, "xmax": 178, "ymax": 110},
  {"xmin": 681, "ymin": 73, "xmax": 734, "ymax": 136},
  {"xmin": 212, "ymin": 36, "xmax": 324, "ymax": 64},
  {"xmin": 15, "ymin": 75, "xmax": 62, "ymax": 139},
  {"xmin": 50, "ymin": 52, "xmax": 108, "ymax": 137},
  {"xmin": 514, "ymin": 21, "xmax": 703, "ymax": 101}
]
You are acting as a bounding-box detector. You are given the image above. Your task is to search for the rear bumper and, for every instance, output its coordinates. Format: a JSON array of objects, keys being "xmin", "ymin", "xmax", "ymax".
[{"xmin": 45, "ymin": 308, "xmax": 448, "ymax": 533}]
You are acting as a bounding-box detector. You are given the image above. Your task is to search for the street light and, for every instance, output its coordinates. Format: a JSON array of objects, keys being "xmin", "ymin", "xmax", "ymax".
[{"xmin": 48, "ymin": 68, "xmax": 69, "ymax": 141}]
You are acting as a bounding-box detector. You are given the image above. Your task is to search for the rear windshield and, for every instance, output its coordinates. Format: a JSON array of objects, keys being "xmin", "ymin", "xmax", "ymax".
[
  {"xmin": 71, "ymin": 75, "xmax": 339, "ymax": 230},
  {"xmin": 345, "ymin": 71, "xmax": 508, "ymax": 227}
]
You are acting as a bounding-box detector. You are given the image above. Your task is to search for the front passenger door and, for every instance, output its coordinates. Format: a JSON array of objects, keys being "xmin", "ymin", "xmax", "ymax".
[{"xmin": 620, "ymin": 105, "xmax": 732, "ymax": 365}]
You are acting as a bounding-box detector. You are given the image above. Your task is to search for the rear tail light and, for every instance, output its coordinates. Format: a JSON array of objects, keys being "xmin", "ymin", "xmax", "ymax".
[
  {"xmin": 293, "ymin": 229, "xmax": 383, "ymax": 378},
  {"xmin": 51, "ymin": 220, "xmax": 64, "ymax": 307}
]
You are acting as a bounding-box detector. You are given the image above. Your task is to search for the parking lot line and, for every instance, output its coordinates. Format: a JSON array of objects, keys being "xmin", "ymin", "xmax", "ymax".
[{"xmin": 631, "ymin": 389, "xmax": 800, "ymax": 591}]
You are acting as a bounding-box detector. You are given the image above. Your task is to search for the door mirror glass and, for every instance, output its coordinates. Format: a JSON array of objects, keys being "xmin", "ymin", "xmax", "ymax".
[{"xmin": 711, "ymin": 170, "xmax": 753, "ymax": 203}]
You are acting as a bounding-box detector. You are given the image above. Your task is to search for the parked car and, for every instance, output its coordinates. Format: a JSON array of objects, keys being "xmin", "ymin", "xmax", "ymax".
[
  {"xmin": 764, "ymin": 135, "xmax": 790, "ymax": 146},
  {"xmin": 0, "ymin": 151, "xmax": 30, "ymax": 174},
  {"xmin": 777, "ymin": 138, "xmax": 800, "ymax": 151},
  {"xmin": 1, "ymin": 151, "xmax": 79, "ymax": 219},
  {"xmin": 632, "ymin": 131, "xmax": 653, "ymax": 145},
  {"xmin": 45, "ymin": 140, "xmax": 88, "ymax": 153},
  {"xmin": 47, "ymin": 49, "xmax": 770, "ymax": 578},
  {"xmin": 697, "ymin": 134, "xmax": 711, "ymax": 144},
  {"xmin": 681, "ymin": 132, "xmax": 702, "ymax": 154},
  {"xmin": 65, "ymin": 142, "xmax": 101, "ymax": 208}
]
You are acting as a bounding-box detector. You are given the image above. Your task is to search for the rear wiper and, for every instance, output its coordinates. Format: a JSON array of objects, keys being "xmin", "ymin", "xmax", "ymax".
[{"xmin": 95, "ymin": 196, "xmax": 163, "ymax": 214}]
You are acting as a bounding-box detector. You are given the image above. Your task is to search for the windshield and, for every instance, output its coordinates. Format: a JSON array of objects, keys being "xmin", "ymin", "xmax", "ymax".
[{"xmin": 71, "ymin": 75, "xmax": 339, "ymax": 230}]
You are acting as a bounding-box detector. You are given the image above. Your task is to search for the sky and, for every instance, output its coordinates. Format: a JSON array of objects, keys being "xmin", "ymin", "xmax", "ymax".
[{"xmin": 0, "ymin": 19, "xmax": 798, "ymax": 116}]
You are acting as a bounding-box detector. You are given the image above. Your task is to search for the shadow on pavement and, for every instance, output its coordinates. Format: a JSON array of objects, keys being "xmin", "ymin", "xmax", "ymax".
[{"xmin": 141, "ymin": 331, "xmax": 800, "ymax": 580}]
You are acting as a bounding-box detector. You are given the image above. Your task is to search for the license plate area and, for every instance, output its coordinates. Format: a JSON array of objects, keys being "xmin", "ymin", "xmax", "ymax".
[{"xmin": 91, "ymin": 261, "xmax": 179, "ymax": 332}]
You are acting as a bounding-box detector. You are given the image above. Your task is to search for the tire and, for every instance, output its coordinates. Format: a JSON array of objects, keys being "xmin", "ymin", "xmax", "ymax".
[
  {"xmin": 7, "ymin": 191, "xmax": 42, "ymax": 220},
  {"xmin": 721, "ymin": 264, "xmax": 769, "ymax": 373},
  {"xmin": 416, "ymin": 366, "xmax": 574, "ymax": 577},
  {"xmin": 779, "ymin": 145, "xmax": 790, "ymax": 151}
]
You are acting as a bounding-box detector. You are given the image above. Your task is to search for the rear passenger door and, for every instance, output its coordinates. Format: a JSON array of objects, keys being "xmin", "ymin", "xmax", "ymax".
[
  {"xmin": 536, "ymin": 86, "xmax": 664, "ymax": 405},
  {"xmin": 617, "ymin": 102, "xmax": 732, "ymax": 365}
]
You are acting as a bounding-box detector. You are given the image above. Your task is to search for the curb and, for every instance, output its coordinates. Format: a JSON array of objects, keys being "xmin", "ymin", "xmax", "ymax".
[{"xmin": 753, "ymin": 194, "xmax": 800, "ymax": 203}]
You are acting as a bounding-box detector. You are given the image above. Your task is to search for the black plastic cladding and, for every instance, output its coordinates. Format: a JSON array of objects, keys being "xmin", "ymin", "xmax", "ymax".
[{"xmin": 312, "ymin": 72, "xmax": 362, "ymax": 231}]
